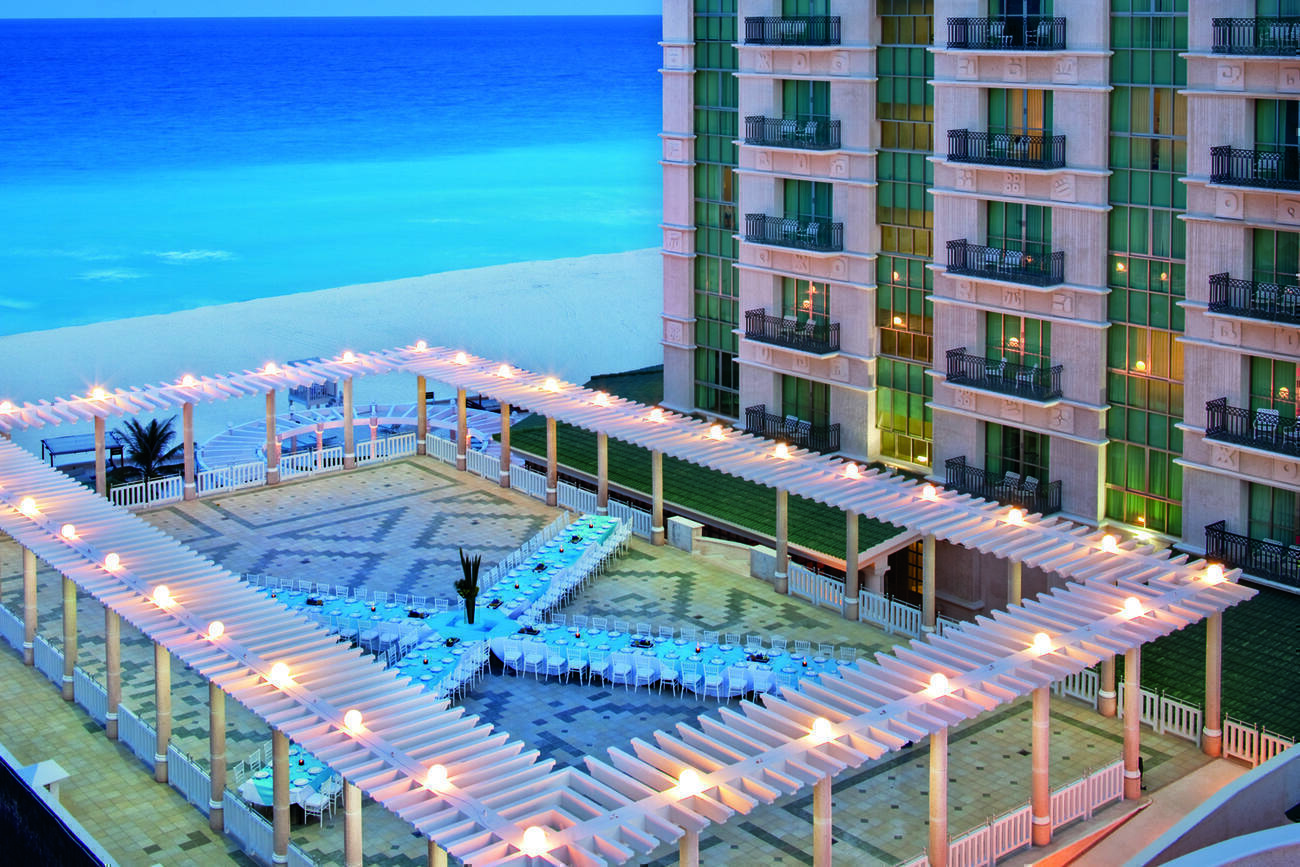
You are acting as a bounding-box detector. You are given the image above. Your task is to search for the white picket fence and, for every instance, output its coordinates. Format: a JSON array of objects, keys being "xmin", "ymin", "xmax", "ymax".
[
  {"xmin": 557, "ymin": 481, "xmax": 599, "ymax": 515},
  {"xmin": 427, "ymin": 432, "xmax": 457, "ymax": 463},
  {"xmin": 117, "ymin": 704, "xmax": 157, "ymax": 770},
  {"xmin": 859, "ymin": 588, "xmax": 923, "ymax": 636},
  {"xmin": 110, "ymin": 473, "xmax": 185, "ymax": 510},
  {"xmin": 1225, "ymin": 717, "xmax": 1297, "ymax": 767},
  {"xmin": 1055, "ymin": 667, "xmax": 1100, "ymax": 705},
  {"xmin": 73, "ymin": 667, "xmax": 108, "ymax": 725},
  {"xmin": 168, "ymin": 744, "xmax": 211, "ymax": 813},
  {"xmin": 197, "ymin": 460, "xmax": 266, "ymax": 495},
  {"xmin": 608, "ymin": 499, "xmax": 653, "ymax": 540},
  {"xmin": 789, "ymin": 562, "xmax": 845, "ymax": 610},
  {"xmin": 510, "ymin": 464, "xmax": 547, "ymax": 499},
  {"xmin": 33, "ymin": 634, "xmax": 63, "ymax": 685},
  {"xmin": 464, "ymin": 448, "xmax": 499, "ymax": 480},
  {"xmin": 0, "ymin": 603, "xmax": 22, "ymax": 651},
  {"xmin": 279, "ymin": 445, "xmax": 344, "ymax": 480},
  {"xmin": 223, "ymin": 791, "xmax": 275, "ymax": 858},
  {"xmin": 355, "ymin": 432, "xmax": 417, "ymax": 465}
]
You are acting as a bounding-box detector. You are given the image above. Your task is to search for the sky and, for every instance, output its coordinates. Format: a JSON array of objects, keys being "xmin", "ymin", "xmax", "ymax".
[{"xmin": 1, "ymin": 1, "xmax": 661, "ymax": 17}]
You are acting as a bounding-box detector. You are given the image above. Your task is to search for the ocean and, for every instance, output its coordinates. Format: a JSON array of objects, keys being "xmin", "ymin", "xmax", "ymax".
[{"xmin": 0, "ymin": 16, "xmax": 662, "ymax": 336}]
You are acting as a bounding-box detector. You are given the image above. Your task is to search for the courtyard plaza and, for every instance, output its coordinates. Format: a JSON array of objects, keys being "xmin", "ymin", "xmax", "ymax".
[{"xmin": 0, "ymin": 457, "xmax": 1218, "ymax": 865}]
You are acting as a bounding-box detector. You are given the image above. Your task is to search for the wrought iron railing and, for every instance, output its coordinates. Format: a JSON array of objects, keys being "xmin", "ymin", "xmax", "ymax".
[
  {"xmin": 945, "ymin": 456, "xmax": 1062, "ymax": 516},
  {"xmin": 1212, "ymin": 17, "xmax": 1300, "ymax": 55},
  {"xmin": 744, "ymin": 308, "xmax": 840, "ymax": 355},
  {"xmin": 946, "ymin": 239, "xmax": 1065, "ymax": 287},
  {"xmin": 947, "ymin": 129, "xmax": 1066, "ymax": 169},
  {"xmin": 1210, "ymin": 144, "xmax": 1300, "ymax": 190},
  {"xmin": 744, "ymin": 115, "xmax": 842, "ymax": 150},
  {"xmin": 1205, "ymin": 520, "xmax": 1300, "ymax": 589},
  {"xmin": 946, "ymin": 16, "xmax": 1066, "ymax": 50},
  {"xmin": 744, "ymin": 404, "xmax": 840, "ymax": 454},
  {"xmin": 1208, "ymin": 272, "xmax": 1300, "ymax": 324},
  {"xmin": 745, "ymin": 214, "xmax": 844, "ymax": 253},
  {"xmin": 1204, "ymin": 397, "xmax": 1300, "ymax": 456},
  {"xmin": 945, "ymin": 347, "xmax": 1063, "ymax": 401},
  {"xmin": 744, "ymin": 16, "xmax": 842, "ymax": 46}
]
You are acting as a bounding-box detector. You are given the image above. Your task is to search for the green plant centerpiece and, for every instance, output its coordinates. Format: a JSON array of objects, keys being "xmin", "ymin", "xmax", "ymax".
[{"xmin": 455, "ymin": 547, "xmax": 482, "ymax": 625}]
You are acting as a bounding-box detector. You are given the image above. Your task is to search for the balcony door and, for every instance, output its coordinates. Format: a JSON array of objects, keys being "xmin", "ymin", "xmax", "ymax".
[
  {"xmin": 782, "ymin": 276, "xmax": 830, "ymax": 328},
  {"xmin": 988, "ymin": 88, "xmax": 1051, "ymax": 137},
  {"xmin": 1256, "ymin": 98, "xmax": 1300, "ymax": 176},
  {"xmin": 985, "ymin": 313, "xmax": 1051, "ymax": 368},
  {"xmin": 1248, "ymin": 482, "xmax": 1299, "ymax": 546},
  {"xmin": 782, "ymin": 374, "xmax": 830, "ymax": 428},
  {"xmin": 986, "ymin": 201, "xmax": 1051, "ymax": 259},
  {"xmin": 782, "ymin": 80, "xmax": 830, "ymax": 122},
  {"xmin": 784, "ymin": 179, "xmax": 833, "ymax": 221},
  {"xmin": 985, "ymin": 422, "xmax": 1049, "ymax": 482}
]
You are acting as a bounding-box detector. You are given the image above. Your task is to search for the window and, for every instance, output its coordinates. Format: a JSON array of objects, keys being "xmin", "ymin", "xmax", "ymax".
[
  {"xmin": 988, "ymin": 89, "xmax": 1052, "ymax": 135},
  {"xmin": 1251, "ymin": 229, "xmax": 1300, "ymax": 286},
  {"xmin": 987, "ymin": 201, "xmax": 1052, "ymax": 257},
  {"xmin": 783, "ymin": 180, "xmax": 832, "ymax": 220},
  {"xmin": 781, "ymin": 277, "xmax": 830, "ymax": 325},
  {"xmin": 1250, "ymin": 356, "xmax": 1299, "ymax": 421},
  {"xmin": 1248, "ymin": 482, "xmax": 1298, "ymax": 544},
  {"xmin": 781, "ymin": 80, "xmax": 830, "ymax": 120},
  {"xmin": 985, "ymin": 313, "xmax": 1051, "ymax": 367},
  {"xmin": 985, "ymin": 423, "xmax": 1050, "ymax": 481},
  {"xmin": 781, "ymin": 375, "xmax": 830, "ymax": 427},
  {"xmin": 877, "ymin": 256, "xmax": 933, "ymax": 363},
  {"xmin": 877, "ymin": 358, "xmax": 933, "ymax": 465}
]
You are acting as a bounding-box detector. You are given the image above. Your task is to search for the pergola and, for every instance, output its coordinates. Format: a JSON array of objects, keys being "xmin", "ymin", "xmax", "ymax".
[{"xmin": 0, "ymin": 343, "xmax": 1257, "ymax": 866}]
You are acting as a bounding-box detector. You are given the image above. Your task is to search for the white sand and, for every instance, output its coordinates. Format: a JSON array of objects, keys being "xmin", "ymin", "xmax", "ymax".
[{"xmin": 0, "ymin": 248, "xmax": 662, "ymax": 455}]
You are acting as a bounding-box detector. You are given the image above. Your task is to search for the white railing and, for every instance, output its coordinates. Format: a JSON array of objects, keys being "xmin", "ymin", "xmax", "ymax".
[
  {"xmin": 557, "ymin": 481, "xmax": 598, "ymax": 515},
  {"xmin": 109, "ymin": 473, "xmax": 184, "ymax": 510},
  {"xmin": 1087, "ymin": 760, "xmax": 1124, "ymax": 811},
  {"xmin": 608, "ymin": 499, "xmax": 653, "ymax": 539},
  {"xmin": 989, "ymin": 804, "xmax": 1032, "ymax": 861},
  {"xmin": 510, "ymin": 464, "xmax": 547, "ymax": 500},
  {"xmin": 788, "ymin": 563, "xmax": 844, "ymax": 610},
  {"xmin": 1117, "ymin": 681, "xmax": 1162, "ymax": 730},
  {"xmin": 1050, "ymin": 775, "xmax": 1090, "ymax": 829},
  {"xmin": 936, "ymin": 615, "xmax": 960, "ymax": 637},
  {"xmin": 948, "ymin": 824, "xmax": 991, "ymax": 866},
  {"xmin": 197, "ymin": 460, "xmax": 266, "ymax": 495},
  {"xmin": 356, "ymin": 432, "xmax": 418, "ymax": 465},
  {"xmin": 859, "ymin": 588, "xmax": 923, "ymax": 636},
  {"xmin": 223, "ymin": 791, "xmax": 274, "ymax": 860},
  {"xmin": 167, "ymin": 744, "xmax": 211, "ymax": 813},
  {"xmin": 466, "ymin": 448, "xmax": 499, "ymax": 480},
  {"xmin": 1225, "ymin": 717, "xmax": 1297, "ymax": 767},
  {"xmin": 1055, "ymin": 667, "xmax": 1100, "ymax": 705},
  {"xmin": 33, "ymin": 634, "xmax": 63, "ymax": 685},
  {"xmin": 427, "ymin": 433, "xmax": 457, "ymax": 464},
  {"xmin": 279, "ymin": 445, "xmax": 343, "ymax": 480},
  {"xmin": 73, "ymin": 667, "xmax": 107, "ymax": 724},
  {"xmin": 117, "ymin": 704, "xmax": 157, "ymax": 770},
  {"xmin": 386, "ymin": 432, "xmax": 417, "ymax": 458},
  {"xmin": 0, "ymin": 604, "xmax": 22, "ymax": 651},
  {"xmin": 1159, "ymin": 695, "xmax": 1203, "ymax": 743}
]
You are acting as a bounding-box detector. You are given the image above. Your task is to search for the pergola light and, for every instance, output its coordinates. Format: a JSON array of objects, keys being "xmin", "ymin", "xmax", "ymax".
[
  {"xmin": 1205, "ymin": 564, "xmax": 1225, "ymax": 584},
  {"xmin": 1006, "ymin": 508, "xmax": 1025, "ymax": 526},
  {"xmin": 152, "ymin": 585, "xmax": 172, "ymax": 608},
  {"xmin": 843, "ymin": 462, "xmax": 860, "ymax": 479},
  {"xmin": 543, "ymin": 376, "xmax": 560, "ymax": 392},
  {"xmin": 920, "ymin": 484, "xmax": 937, "ymax": 502},
  {"xmin": 810, "ymin": 717, "xmax": 834, "ymax": 742},
  {"xmin": 413, "ymin": 340, "xmax": 428, "ymax": 352},
  {"xmin": 593, "ymin": 391, "xmax": 611, "ymax": 407},
  {"xmin": 425, "ymin": 763, "xmax": 449, "ymax": 791},
  {"xmin": 269, "ymin": 661, "xmax": 291, "ymax": 688},
  {"xmin": 1032, "ymin": 632, "xmax": 1052, "ymax": 655},
  {"xmin": 90, "ymin": 386, "xmax": 109, "ymax": 401},
  {"xmin": 453, "ymin": 351, "xmax": 468, "ymax": 365},
  {"xmin": 1101, "ymin": 534, "xmax": 1119, "ymax": 554},
  {"xmin": 343, "ymin": 708, "xmax": 364, "ymax": 734},
  {"xmin": 60, "ymin": 523, "xmax": 77, "ymax": 540},
  {"xmin": 926, "ymin": 672, "xmax": 950, "ymax": 696},
  {"xmin": 207, "ymin": 620, "xmax": 225, "ymax": 640},
  {"xmin": 340, "ymin": 350, "xmax": 357, "ymax": 364},
  {"xmin": 0, "ymin": 400, "xmax": 13, "ymax": 413},
  {"xmin": 103, "ymin": 552, "xmax": 121, "ymax": 572},
  {"xmin": 774, "ymin": 443, "xmax": 791, "ymax": 460},
  {"xmin": 1122, "ymin": 596, "xmax": 1144, "ymax": 619},
  {"xmin": 180, "ymin": 374, "xmax": 198, "ymax": 388},
  {"xmin": 18, "ymin": 497, "xmax": 38, "ymax": 517},
  {"xmin": 521, "ymin": 826, "xmax": 549, "ymax": 856},
  {"xmin": 263, "ymin": 362, "xmax": 280, "ymax": 375},
  {"xmin": 497, "ymin": 364, "xmax": 512, "ymax": 378},
  {"xmin": 676, "ymin": 767, "xmax": 703, "ymax": 797},
  {"xmin": 648, "ymin": 407, "xmax": 665, "ymax": 423},
  {"xmin": 708, "ymin": 423, "xmax": 724, "ymax": 440}
]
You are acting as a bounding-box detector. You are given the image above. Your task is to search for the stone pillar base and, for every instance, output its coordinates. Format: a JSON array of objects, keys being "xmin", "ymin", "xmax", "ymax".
[
  {"xmin": 1202, "ymin": 728, "xmax": 1223, "ymax": 758},
  {"xmin": 773, "ymin": 571, "xmax": 788, "ymax": 595},
  {"xmin": 499, "ymin": 470, "xmax": 510, "ymax": 488},
  {"xmin": 62, "ymin": 675, "xmax": 74, "ymax": 702},
  {"xmin": 842, "ymin": 599, "xmax": 859, "ymax": 622},
  {"xmin": 209, "ymin": 802, "xmax": 224, "ymax": 832},
  {"xmin": 651, "ymin": 526, "xmax": 664, "ymax": 546}
]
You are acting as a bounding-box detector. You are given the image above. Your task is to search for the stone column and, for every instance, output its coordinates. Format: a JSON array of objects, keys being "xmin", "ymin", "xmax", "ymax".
[
  {"xmin": 416, "ymin": 375, "xmax": 428, "ymax": 455},
  {"xmin": 812, "ymin": 775, "xmax": 833, "ymax": 866},
  {"xmin": 1007, "ymin": 559, "xmax": 1022, "ymax": 606},
  {"xmin": 498, "ymin": 401, "xmax": 512, "ymax": 488},
  {"xmin": 1031, "ymin": 686, "xmax": 1051, "ymax": 846},
  {"xmin": 929, "ymin": 726, "xmax": 949, "ymax": 867},
  {"xmin": 344, "ymin": 780, "xmax": 363, "ymax": 867},
  {"xmin": 428, "ymin": 839, "xmax": 449, "ymax": 867},
  {"xmin": 22, "ymin": 546, "xmax": 35, "ymax": 666},
  {"xmin": 368, "ymin": 415, "xmax": 378, "ymax": 461},
  {"xmin": 94, "ymin": 414, "xmax": 107, "ymax": 497},
  {"xmin": 678, "ymin": 828, "xmax": 699, "ymax": 867},
  {"xmin": 182, "ymin": 401, "xmax": 196, "ymax": 500},
  {"xmin": 455, "ymin": 387, "xmax": 468, "ymax": 472},
  {"xmin": 343, "ymin": 376, "xmax": 356, "ymax": 469},
  {"xmin": 843, "ymin": 510, "xmax": 860, "ymax": 621},
  {"xmin": 774, "ymin": 488, "xmax": 789, "ymax": 594},
  {"xmin": 545, "ymin": 416, "xmax": 558, "ymax": 507},
  {"xmin": 922, "ymin": 533, "xmax": 937, "ymax": 632},
  {"xmin": 105, "ymin": 607, "xmax": 120, "ymax": 739},
  {"xmin": 596, "ymin": 431, "xmax": 609, "ymax": 516},
  {"xmin": 315, "ymin": 423, "xmax": 324, "ymax": 470},
  {"xmin": 209, "ymin": 683, "xmax": 226, "ymax": 831},
  {"xmin": 154, "ymin": 642, "xmax": 172, "ymax": 783},
  {"xmin": 866, "ymin": 560, "xmax": 885, "ymax": 595},
  {"xmin": 651, "ymin": 450, "xmax": 665, "ymax": 546},
  {"xmin": 1203, "ymin": 613, "xmax": 1223, "ymax": 757},
  {"xmin": 272, "ymin": 728, "xmax": 290, "ymax": 865},
  {"xmin": 61, "ymin": 575, "xmax": 76, "ymax": 701},
  {"xmin": 1123, "ymin": 646, "xmax": 1142, "ymax": 800},
  {"xmin": 1099, "ymin": 656, "xmax": 1117, "ymax": 717},
  {"xmin": 265, "ymin": 390, "xmax": 280, "ymax": 484}
]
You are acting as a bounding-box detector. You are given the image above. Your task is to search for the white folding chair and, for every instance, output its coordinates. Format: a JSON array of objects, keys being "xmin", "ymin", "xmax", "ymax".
[
  {"xmin": 633, "ymin": 656, "xmax": 658, "ymax": 692},
  {"xmin": 658, "ymin": 626, "xmax": 674, "ymax": 641},
  {"xmin": 794, "ymin": 640, "xmax": 811, "ymax": 655},
  {"xmin": 702, "ymin": 662, "xmax": 725, "ymax": 700},
  {"xmin": 724, "ymin": 633, "xmax": 741, "ymax": 648},
  {"xmin": 679, "ymin": 659, "xmax": 702, "ymax": 696}
]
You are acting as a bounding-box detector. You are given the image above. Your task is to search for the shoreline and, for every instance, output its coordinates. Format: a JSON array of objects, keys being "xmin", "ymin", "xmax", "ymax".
[{"xmin": 0, "ymin": 247, "xmax": 662, "ymax": 455}]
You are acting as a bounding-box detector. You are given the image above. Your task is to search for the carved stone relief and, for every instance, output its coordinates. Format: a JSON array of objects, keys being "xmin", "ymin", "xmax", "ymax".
[
  {"xmin": 1052, "ymin": 57, "xmax": 1078, "ymax": 84},
  {"xmin": 1048, "ymin": 405, "xmax": 1073, "ymax": 432},
  {"xmin": 1215, "ymin": 190, "xmax": 1242, "ymax": 220},
  {"xmin": 956, "ymin": 56, "xmax": 977, "ymax": 80},
  {"xmin": 1216, "ymin": 62, "xmax": 1244, "ymax": 91},
  {"xmin": 1005, "ymin": 56, "xmax": 1026, "ymax": 82},
  {"xmin": 1051, "ymin": 292, "xmax": 1075, "ymax": 316},
  {"xmin": 1004, "ymin": 172, "xmax": 1024, "ymax": 196},
  {"xmin": 1214, "ymin": 318, "xmax": 1241, "ymax": 346},
  {"xmin": 1050, "ymin": 175, "xmax": 1076, "ymax": 203},
  {"xmin": 1211, "ymin": 444, "xmax": 1239, "ymax": 471},
  {"xmin": 955, "ymin": 168, "xmax": 977, "ymax": 190}
]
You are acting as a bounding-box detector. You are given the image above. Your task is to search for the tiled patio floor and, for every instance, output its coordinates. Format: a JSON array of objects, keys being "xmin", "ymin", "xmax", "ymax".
[{"xmin": 0, "ymin": 457, "xmax": 1213, "ymax": 865}]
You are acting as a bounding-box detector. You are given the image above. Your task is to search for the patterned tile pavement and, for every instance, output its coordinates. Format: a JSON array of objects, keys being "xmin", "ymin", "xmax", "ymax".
[{"xmin": 0, "ymin": 456, "xmax": 1213, "ymax": 866}]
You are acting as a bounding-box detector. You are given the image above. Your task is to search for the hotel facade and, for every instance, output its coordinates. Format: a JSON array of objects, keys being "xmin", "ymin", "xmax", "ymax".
[{"xmin": 661, "ymin": 0, "xmax": 1300, "ymax": 609}]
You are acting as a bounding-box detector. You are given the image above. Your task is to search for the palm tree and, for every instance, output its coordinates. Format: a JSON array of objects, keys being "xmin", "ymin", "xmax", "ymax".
[
  {"xmin": 117, "ymin": 416, "xmax": 182, "ymax": 481},
  {"xmin": 455, "ymin": 547, "xmax": 482, "ymax": 625}
]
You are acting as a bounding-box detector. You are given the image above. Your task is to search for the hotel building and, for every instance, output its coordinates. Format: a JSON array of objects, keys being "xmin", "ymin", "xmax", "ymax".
[{"xmin": 661, "ymin": 0, "xmax": 1300, "ymax": 609}]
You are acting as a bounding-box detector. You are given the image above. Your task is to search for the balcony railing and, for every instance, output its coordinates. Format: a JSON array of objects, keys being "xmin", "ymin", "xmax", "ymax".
[
  {"xmin": 744, "ymin": 404, "xmax": 840, "ymax": 454},
  {"xmin": 1205, "ymin": 520, "xmax": 1300, "ymax": 589},
  {"xmin": 1204, "ymin": 397, "xmax": 1300, "ymax": 457},
  {"xmin": 1208, "ymin": 272, "xmax": 1300, "ymax": 325},
  {"xmin": 744, "ymin": 16, "xmax": 841, "ymax": 46},
  {"xmin": 946, "ymin": 239, "xmax": 1065, "ymax": 287},
  {"xmin": 946, "ymin": 17, "xmax": 1066, "ymax": 51},
  {"xmin": 744, "ymin": 115, "xmax": 842, "ymax": 150},
  {"xmin": 947, "ymin": 129, "xmax": 1065, "ymax": 169},
  {"xmin": 1212, "ymin": 17, "xmax": 1300, "ymax": 55},
  {"xmin": 945, "ymin": 347, "xmax": 1063, "ymax": 401},
  {"xmin": 744, "ymin": 308, "xmax": 840, "ymax": 355},
  {"xmin": 745, "ymin": 214, "xmax": 844, "ymax": 253},
  {"xmin": 945, "ymin": 456, "xmax": 1062, "ymax": 516},
  {"xmin": 1210, "ymin": 144, "xmax": 1300, "ymax": 190}
]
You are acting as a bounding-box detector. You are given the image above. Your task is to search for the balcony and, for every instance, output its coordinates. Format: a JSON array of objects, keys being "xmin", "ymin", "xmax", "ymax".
[
  {"xmin": 946, "ymin": 239, "xmax": 1065, "ymax": 287},
  {"xmin": 945, "ymin": 456, "xmax": 1062, "ymax": 515},
  {"xmin": 745, "ymin": 308, "xmax": 840, "ymax": 355},
  {"xmin": 1212, "ymin": 17, "xmax": 1300, "ymax": 55},
  {"xmin": 946, "ymin": 17, "xmax": 1066, "ymax": 51},
  {"xmin": 946, "ymin": 347, "xmax": 1063, "ymax": 401},
  {"xmin": 1209, "ymin": 144, "xmax": 1300, "ymax": 190},
  {"xmin": 947, "ymin": 129, "xmax": 1065, "ymax": 170},
  {"xmin": 744, "ymin": 16, "xmax": 841, "ymax": 46},
  {"xmin": 744, "ymin": 115, "xmax": 842, "ymax": 150},
  {"xmin": 744, "ymin": 404, "xmax": 840, "ymax": 454},
  {"xmin": 1205, "ymin": 397, "xmax": 1300, "ymax": 457},
  {"xmin": 1208, "ymin": 272, "xmax": 1300, "ymax": 325},
  {"xmin": 745, "ymin": 214, "xmax": 843, "ymax": 253},
  {"xmin": 1205, "ymin": 520, "xmax": 1300, "ymax": 589}
]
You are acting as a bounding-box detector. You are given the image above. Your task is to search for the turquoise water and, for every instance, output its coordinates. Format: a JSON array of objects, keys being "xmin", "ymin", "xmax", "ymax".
[{"xmin": 0, "ymin": 17, "xmax": 662, "ymax": 335}]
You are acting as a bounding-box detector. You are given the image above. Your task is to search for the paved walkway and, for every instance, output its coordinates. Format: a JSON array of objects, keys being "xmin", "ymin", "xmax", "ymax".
[{"xmin": 0, "ymin": 456, "xmax": 1220, "ymax": 865}]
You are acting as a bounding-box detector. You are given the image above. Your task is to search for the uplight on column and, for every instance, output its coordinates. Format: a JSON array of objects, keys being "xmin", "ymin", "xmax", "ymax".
[
  {"xmin": 920, "ymin": 484, "xmax": 937, "ymax": 502},
  {"xmin": 152, "ymin": 585, "xmax": 173, "ymax": 608},
  {"xmin": 425, "ymin": 763, "xmax": 449, "ymax": 792},
  {"xmin": 1032, "ymin": 632, "xmax": 1052, "ymax": 655},
  {"xmin": 412, "ymin": 340, "xmax": 428, "ymax": 352},
  {"xmin": 269, "ymin": 661, "xmax": 291, "ymax": 688},
  {"xmin": 90, "ymin": 386, "xmax": 109, "ymax": 401},
  {"xmin": 1101, "ymin": 534, "xmax": 1119, "ymax": 554},
  {"xmin": 497, "ymin": 364, "xmax": 512, "ymax": 378},
  {"xmin": 103, "ymin": 552, "xmax": 121, "ymax": 572},
  {"xmin": 206, "ymin": 620, "xmax": 225, "ymax": 640},
  {"xmin": 774, "ymin": 443, "xmax": 791, "ymax": 460},
  {"xmin": 340, "ymin": 350, "xmax": 357, "ymax": 364},
  {"xmin": 1006, "ymin": 508, "xmax": 1025, "ymax": 526},
  {"xmin": 926, "ymin": 672, "xmax": 950, "ymax": 697},
  {"xmin": 843, "ymin": 462, "xmax": 861, "ymax": 479},
  {"xmin": 675, "ymin": 767, "xmax": 703, "ymax": 797},
  {"xmin": 521, "ymin": 826, "xmax": 549, "ymax": 857},
  {"xmin": 343, "ymin": 709, "xmax": 364, "ymax": 734},
  {"xmin": 708, "ymin": 423, "xmax": 724, "ymax": 440},
  {"xmin": 263, "ymin": 361, "xmax": 280, "ymax": 375},
  {"xmin": 0, "ymin": 400, "xmax": 13, "ymax": 413},
  {"xmin": 1204, "ymin": 564, "xmax": 1225, "ymax": 584},
  {"xmin": 453, "ymin": 351, "xmax": 468, "ymax": 365},
  {"xmin": 60, "ymin": 523, "xmax": 77, "ymax": 540},
  {"xmin": 810, "ymin": 717, "xmax": 834, "ymax": 743},
  {"xmin": 593, "ymin": 391, "xmax": 611, "ymax": 407},
  {"xmin": 543, "ymin": 376, "xmax": 560, "ymax": 392},
  {"xmin": 648, "ymin": 407, "xmax": 665, "ymax": 423},
  {"xmin": 180, "ymin": 374, "xmax": 198, "ymax": 388},
  {"xmin": 1122, "ymin": 596, "xmax": 1144, "ymax": 619}
]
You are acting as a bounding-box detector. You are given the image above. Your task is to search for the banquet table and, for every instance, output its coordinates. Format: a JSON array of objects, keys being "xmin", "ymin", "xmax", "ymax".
[{"xmin": 238, "ymin": 743, "xmax": 333, "ymax": 808}]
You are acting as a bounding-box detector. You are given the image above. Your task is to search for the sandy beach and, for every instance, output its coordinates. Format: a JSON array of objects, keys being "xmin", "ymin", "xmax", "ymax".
[{"xmin": 0, "ymin": 247, "xmax": 662, "ymax": 456}]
